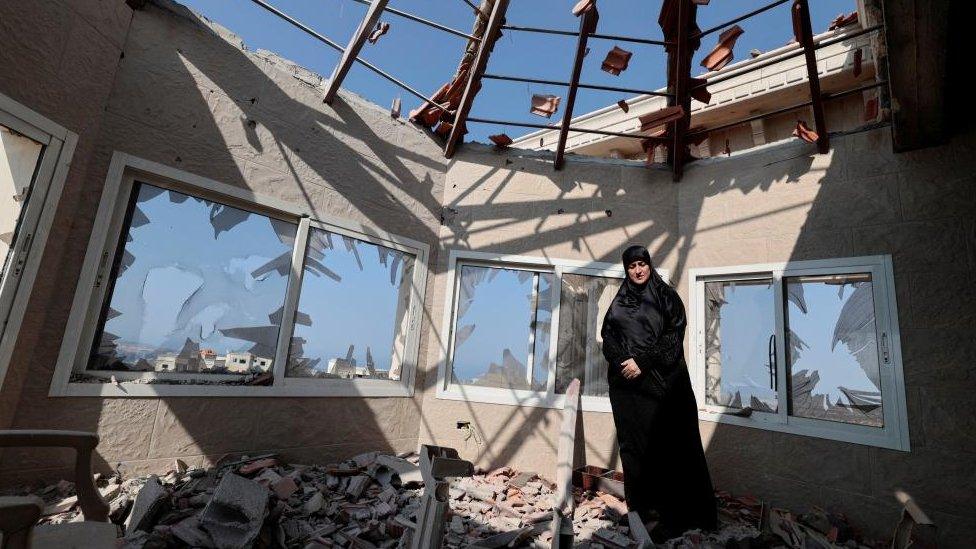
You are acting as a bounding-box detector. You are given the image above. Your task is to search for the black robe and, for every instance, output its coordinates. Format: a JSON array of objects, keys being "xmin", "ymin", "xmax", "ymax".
[{"xmin": 601, "ymin": 271, "xmax": 717, "ymax": 536}]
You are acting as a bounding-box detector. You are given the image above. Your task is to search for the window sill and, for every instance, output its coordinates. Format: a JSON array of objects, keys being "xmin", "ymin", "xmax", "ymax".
[
  {"xmin": 436, "ymin": 384, "xmax": 613, "ymax": 413},
  {"xmin": 52, "ymin": 379, "xmax": 415, "ymax": 398},
  {"xmin": 697, "ymin": 408, "xmax": 910, "ymax": 451}
]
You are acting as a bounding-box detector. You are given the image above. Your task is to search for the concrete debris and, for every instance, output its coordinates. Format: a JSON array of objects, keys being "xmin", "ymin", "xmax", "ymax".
[
  {"xmin": 125, "ymin": 475, "xmax": 168, "ymax": 533},
  {"xmin": 7, "ymin": 453, "xmax": 892, "ymax": 549},
  {"xmin": 199, "ymin": 473, "xmax": 269, "ymax": 549}
]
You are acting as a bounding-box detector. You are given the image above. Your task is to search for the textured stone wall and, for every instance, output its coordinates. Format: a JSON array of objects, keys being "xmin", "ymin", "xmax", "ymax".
[
  {"xmin": 421, "ymin": 128, "xmax": 976, "ymax": 544},
  {"xmin": 0, "ymin": 0, "xmax": 445, "ymax": 485},
  {"xmin": 0, "ymin": 0, "xmax": 132, "ymax": 430}
]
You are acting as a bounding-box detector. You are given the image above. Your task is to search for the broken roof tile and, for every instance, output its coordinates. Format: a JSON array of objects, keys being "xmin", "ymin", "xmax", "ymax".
[
  {"xmin": 390, "ymin": 97, "xmax": 401, "ymax": 119},
  {"xmin": 637, "ymin": 105, "xmax": 684, "ymax": 132},
  {"xmin": 701, "ymin": 25, "xmax": 744, "ymax": 71},
  {"xmin": 829, "ymin": 11, "xmax": 858, "ymax": 30},
  {"xmin": 572, "ymin": 0, "xmax": 596, "ymax": 17},
  {"xmin": 689, "ymin": 77, "xmax": 711, "ymax": 104},
  {"xmin": 367, "ymin": 22, "xmax": 390, "ymax": 44},
  {"xmin": 601, "ymin": 46, "xmax": 633, "ymax": 76},
  {"xmin": 489, "ymin": 133, "xmax": 513, "ymax": 147},
  {"xmin": 530, "ymin": 94, "xmax": 561, "ymax": 118},
  {"xmin": 793, "ymin": 120, "xmax": 819, "ymax": 143},
  {"xmin": 616, "ymin": 100, "xmax": 629, "ymax": 113},
  {"xmin": 692, "ymin": 0, "xmax": 710, "ymax": 4}
]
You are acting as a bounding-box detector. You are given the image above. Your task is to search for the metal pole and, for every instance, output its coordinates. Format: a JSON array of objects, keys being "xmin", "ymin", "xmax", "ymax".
[
  {"xmin": 554, "ymin": 8, "xmax": 597, "ymax": 170},
  {"xmin": 482, "ymin": 74, "xmax": 673, "ymax": 98},
  {"xmin": 347, "ymin": 0, "xmax": 481, "ymax": 41},
  {"xmin": 694, "ymin": 0, "xmax": 791, "ymax": 39}
]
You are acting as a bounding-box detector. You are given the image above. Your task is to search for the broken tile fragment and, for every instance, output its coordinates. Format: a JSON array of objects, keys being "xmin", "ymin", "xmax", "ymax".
[
  {"xmin": 601, "ymin": 46, "xmax": 633, "ymax": 76},
  {"xmin": 489, "ymin": 133, "xmax": 513, "ymax": 147},
  {"xmin": 238, "ymin": 457, "xmax": 278, "ymax": 476},
  {"xmin": 390, "ymin": 96, "xmax": 401, "ymax": 118},
  {"xmin": 367, "ymin": 21, "xmax": 390, "ymax": 44},
  {"xmin": 616, "ymin": 100, "xmax": 629, "ymax": 113},
  {"xmin": 637, "ymin": 105, "xmax": 684, "ymax": 132},
  {"xmin": 701, "ymin": 25, "xmax": 744, "ymax": 71},
  {"xmin": 689, "ymin": 77, "xmax": 711, "ymax": 104},
  {"xmin": 571, "ymin": 0, "xmax": 596, "ymax": 17},
  {"xmin": 829, "ymin": 11, "xmax": 858, "ymax": 30},
  {"xmin": 530, "ymin": 94, "xmax": 561, "ymax": 118},
  {"xmin": 793, "ymin": 120, "xmax": 819, "ymax": 143}
]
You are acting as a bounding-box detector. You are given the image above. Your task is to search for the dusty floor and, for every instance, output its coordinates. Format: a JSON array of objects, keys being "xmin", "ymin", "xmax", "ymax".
[{"xmin": 9, "ymin": 451, "xmax": 889, "ymax": 548}]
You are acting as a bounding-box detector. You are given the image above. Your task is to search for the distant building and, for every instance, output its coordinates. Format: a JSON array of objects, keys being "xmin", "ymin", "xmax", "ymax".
[
  {"xmin": 224, "ymin": 351, "xmax": 273, "ymax": 373},
  {"xmin": 199, "ymin": 348, "xmax": 217, "ymax": 369}
]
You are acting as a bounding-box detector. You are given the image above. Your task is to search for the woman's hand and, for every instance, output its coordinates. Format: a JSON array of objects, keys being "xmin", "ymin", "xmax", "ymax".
[{"xmin": 620, "ymin": 358, "xmax": 641, "ymax": 379}]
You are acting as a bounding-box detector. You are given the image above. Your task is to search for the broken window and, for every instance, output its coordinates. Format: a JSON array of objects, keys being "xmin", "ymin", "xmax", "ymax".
[
  {"xmin": 554, "ymin": 273, "xmax": 620, "ymax": 397},
  {"xmin": 87, "ymin": 182, "xmax": 296, "ymax": 383},
  {"xmin": 784, "ymin": 274, "xmax": 883, "ymax": 428},
  {"xmin": 449, "ymin": 265, "xmax": 551, "ymax": 391},
  {"xmin": 703, "ymin": 279, "xmax": 778, "ymax": 412},
  {"xmin": 0, "ymin": 124, "xmax": 43, "ymax": 283},
  {"xmin": 443, "ymin": 257, "xmax": 639, "ymax": 410},
  {"xmin": 691, "ymin": 257, "xmax": 907, "ymax": 449},
  {"xmin": 286, "ymin": 227, "xmax": 416, "ymax": 382}
]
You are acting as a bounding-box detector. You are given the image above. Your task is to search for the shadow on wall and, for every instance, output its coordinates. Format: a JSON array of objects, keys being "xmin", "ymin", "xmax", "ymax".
[
  {"xmin": 432, "ymin": 121, "xmax": 976, "ymax": 544},
  {"xmin": 1, "ymin": 0, "xmax": 450, "ymax": 486}
]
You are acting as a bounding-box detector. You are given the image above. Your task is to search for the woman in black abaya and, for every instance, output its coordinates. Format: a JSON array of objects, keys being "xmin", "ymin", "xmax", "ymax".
[{"xmin": 601, "ymin": 245, "xmax": 717, "ymax": 540}]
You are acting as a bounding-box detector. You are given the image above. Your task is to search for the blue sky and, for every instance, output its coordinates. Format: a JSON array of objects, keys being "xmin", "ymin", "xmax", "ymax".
[{"xmin": 180, "ymin": 0, "xmax": 854, "ymax": 141}]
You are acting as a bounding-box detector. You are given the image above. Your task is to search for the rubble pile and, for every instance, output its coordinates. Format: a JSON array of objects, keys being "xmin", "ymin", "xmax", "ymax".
[{"xmin": 8, "ymin": 453, "xmax": 886, "ymax": 548}]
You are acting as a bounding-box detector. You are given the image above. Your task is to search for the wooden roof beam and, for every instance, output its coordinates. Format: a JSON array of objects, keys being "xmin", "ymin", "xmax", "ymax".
[
  {"xmin": 795, "ymin": 0, "xmax": 830, "ymax": 153},
  {"xmin": 554, "ymin": 7, "xmax": 599, "ymax": 170},
  {"xmin": 444, "ymin": 0, "xmax": 510, "ymax": 159}
]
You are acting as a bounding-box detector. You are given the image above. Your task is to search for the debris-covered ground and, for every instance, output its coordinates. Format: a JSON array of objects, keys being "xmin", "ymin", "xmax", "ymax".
[{"xmin": 5, "ymin": 451, "xmax": 888, "ymax": 548}]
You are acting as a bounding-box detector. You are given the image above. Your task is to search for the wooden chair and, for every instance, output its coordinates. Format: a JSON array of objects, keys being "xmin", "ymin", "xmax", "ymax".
[{"xmin": 0, "ymin": 430, "xmax": 117, "ymax": 549}]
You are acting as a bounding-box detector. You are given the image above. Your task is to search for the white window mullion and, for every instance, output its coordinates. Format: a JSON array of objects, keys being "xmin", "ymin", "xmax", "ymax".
[
  {"xmin": 272, "ymin": 216, "xmax": 310, "ymax": 384},
  {"xmin": 545, "ymin": 267, "xmax": 564, "ymax": 399},
  {"xmin": 74, "ymin": 174, "xmax": 138, "ymax": 374},
  {"xmin": 772, "ymin": 270, "xmax": 790, "ymax": 425},
  {"xmin": 525, "ymin": 272, "xmax": 540, "ymax": 388}
]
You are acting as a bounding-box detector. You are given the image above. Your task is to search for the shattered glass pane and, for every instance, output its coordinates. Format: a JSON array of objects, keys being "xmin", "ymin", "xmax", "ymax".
[
  {"xmin": 87, "ymin": 182, "xmax": 296, "ymax": 382},
  {"xmin": 0, "ymin": 124, "xmax": 44, "ymax": 281},
  {"xmin": 785, "ymin": 274, "xmax": 883, "ymax": 427},
  {"xmin": 555, "ymin": 274, "xmax": 620, "ymax": 397},
  {"xmin": 286, "ymin": 228, "xmax": 415, "ymax": 381},
  {"xmin": 451, "ymin": 265, "xmax": 546, "ymax": 391},
  {"xmin": 531, "ymin": 273, "xmax": 555, "ymax": 390},
  {"xmin": 703, "ymin": 279, "xmax": 778, "ymax": 411}
]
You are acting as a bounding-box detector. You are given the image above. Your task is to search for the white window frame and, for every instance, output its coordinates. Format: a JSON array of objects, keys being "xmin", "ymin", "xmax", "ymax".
[
  {"xmin": 0, "ymin": 92, "xmax": 78, "ymax": 391},
  {"xmin": 688, "ymin": 255, "xmax": 910, "ymax": 450},
  {"xmin": 50, "ymin": 152, "xmax": 428, "ymax": 398},
  {"xmin": 435, "ymin": 250, "xmax": 670, "ymax": 413}
]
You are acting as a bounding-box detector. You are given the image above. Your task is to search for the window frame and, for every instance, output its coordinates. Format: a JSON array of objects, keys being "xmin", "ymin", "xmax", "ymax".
[
  {"xmin": 50, "ymin": 152, "xmax": 428, "ymax": 398},
  {"xmin": 435, "ymin": 250, "xmax": 669, "ymax": 413},
  {"xmin": 0, "ymin": 92, "xmax": 78, "ymax": 391},
  {"xmin": 687, "ymin": 255, "xmax": 910, "ymax": 451}
]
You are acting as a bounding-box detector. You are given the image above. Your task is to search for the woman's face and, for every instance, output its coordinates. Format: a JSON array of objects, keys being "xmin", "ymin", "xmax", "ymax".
[{"xmin": 626, "ymin": 260, "xmax": 651, "ymax": 285}]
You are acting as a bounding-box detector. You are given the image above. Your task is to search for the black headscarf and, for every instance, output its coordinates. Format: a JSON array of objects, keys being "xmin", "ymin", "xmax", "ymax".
[{"xmin": 604, "ymin": 245, "xmax": 668, "ymax": 358}]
